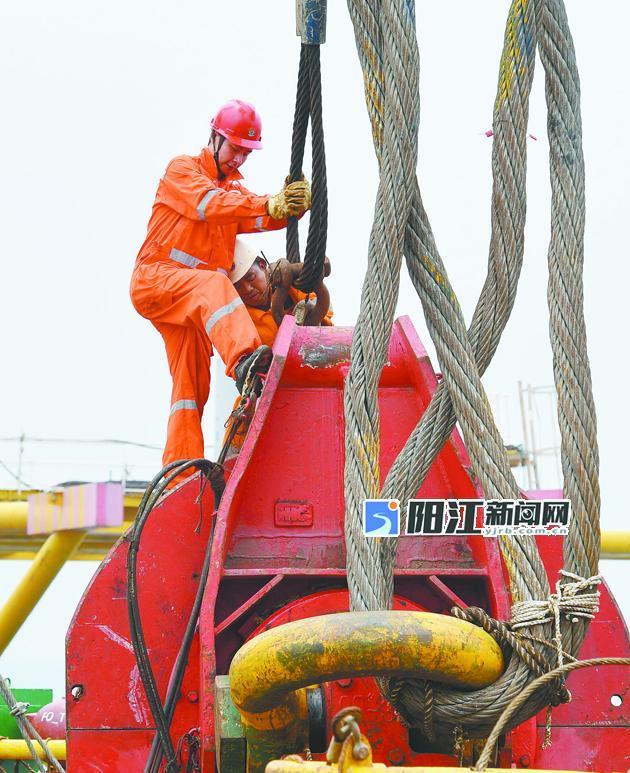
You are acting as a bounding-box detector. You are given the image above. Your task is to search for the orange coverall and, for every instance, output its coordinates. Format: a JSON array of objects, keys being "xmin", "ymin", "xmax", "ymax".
[
  {"xmin": 247, "ymin": 288, "xmax": 334, "ymax": 347},
  {"xmin": 130, "ymin": 147, "xmax": 287, "ymax": 467}
]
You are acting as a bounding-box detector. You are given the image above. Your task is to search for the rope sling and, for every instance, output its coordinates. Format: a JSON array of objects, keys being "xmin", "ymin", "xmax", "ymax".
[{"xmin": 343, "ymin": 0, "xmax": 607, "ymax": 742}]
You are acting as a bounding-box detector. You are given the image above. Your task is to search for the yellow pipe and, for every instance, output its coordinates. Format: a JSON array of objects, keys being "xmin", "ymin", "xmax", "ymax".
[
  {"xmin": 601, "ymin": 531, "xmax": 630, "ymax": 559},
  {"xmin": 0, "ymin": 739, "xmax": 66, "ymax": 760},
  {"xmin": 230, "ymin": 611, "xmax": 503, "ymax": 773},
  {"xmin": 0, "ymin": 529, "xmax": 86, "ymax": 654},
  {"xmin": 0, "ymin": 501, "xmax": 28, "ymax": 534}
]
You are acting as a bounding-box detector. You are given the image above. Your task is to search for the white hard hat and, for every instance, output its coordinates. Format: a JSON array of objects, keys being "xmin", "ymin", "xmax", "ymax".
[{"xmin": 230, "ymin": 237, "xmax": 259, "ymax": 284}]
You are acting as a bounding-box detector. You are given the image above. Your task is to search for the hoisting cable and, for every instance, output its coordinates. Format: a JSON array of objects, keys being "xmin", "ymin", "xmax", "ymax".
[
  {"xmin": 343, "ymin": 0, "xmax": 601, "ymax": 743},
  {"xmin": 285, "ymin": 1, "xmax": 328, "ymax": 293}
]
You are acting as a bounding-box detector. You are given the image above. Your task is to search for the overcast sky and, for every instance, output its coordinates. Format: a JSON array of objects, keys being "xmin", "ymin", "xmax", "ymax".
[{"xmin": 1, "ymin": 1, "xmax": 628, "ymax": 695}]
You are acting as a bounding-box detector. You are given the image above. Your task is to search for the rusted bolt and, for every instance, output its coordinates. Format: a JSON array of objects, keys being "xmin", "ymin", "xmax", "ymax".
[
  {"xmin": 336, "ymin": 678, "xmax": 353, "ymax": 688},
  {"xmin": 187, "ymin": 690, "xmax": 199, "ymax": 703},
  {"xmin": 519, "ymin": 754, "xmax": 531, "ymax": 768},
  {"xmin": 388, "ymin": 748, "xmax": 405, "ymax": 765}
]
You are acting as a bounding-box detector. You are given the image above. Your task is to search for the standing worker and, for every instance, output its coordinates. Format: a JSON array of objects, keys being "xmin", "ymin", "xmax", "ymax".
[{"xmin": 130, "ymin": 99, "xmax": 311, "ymax": 468}]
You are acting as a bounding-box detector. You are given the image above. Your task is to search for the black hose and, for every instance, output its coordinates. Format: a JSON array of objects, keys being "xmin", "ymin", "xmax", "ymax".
[
  {"xmin": 126, "ymin": 459, "xmax": 224, "ymax": 773},
  {"xmin": 146, "ymin": 467, "xmax": 224, "ymax": 773}
]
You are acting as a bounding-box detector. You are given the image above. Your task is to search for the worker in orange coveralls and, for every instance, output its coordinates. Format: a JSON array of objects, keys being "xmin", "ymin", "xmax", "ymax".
[
  {"xmin": 130, "ymin": 100, "xmax": 311, "ymax": 467},
  {"xmin": 230, "ymin": 237, "xmax": 333, "ymax": 341},
  {"xmin": 221, "ymin": 237, "xmax": 333, "ymax": 457}
]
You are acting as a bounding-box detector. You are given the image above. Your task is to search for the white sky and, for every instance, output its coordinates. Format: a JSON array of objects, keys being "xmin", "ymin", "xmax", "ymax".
[{"xmin": 1, "ymin": 1, "xmax": 628, "ymax": 695}]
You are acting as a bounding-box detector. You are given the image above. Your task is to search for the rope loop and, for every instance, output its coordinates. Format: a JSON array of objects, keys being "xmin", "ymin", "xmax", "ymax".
[
  {"xmin": 343, "ymin": 0, "xmax": 598, "ymax": 741},
  {"xmin": 286, "ymin": 44, "xmax": 328, "ymax": 293}
]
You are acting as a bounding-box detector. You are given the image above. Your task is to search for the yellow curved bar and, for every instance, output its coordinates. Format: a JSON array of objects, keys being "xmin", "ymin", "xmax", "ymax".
[
  {"xmin": 230, "ymin": 611, "xmax": 503, "ymax": 713},
  {"xmin": 0, "ymin": 739, "xmax": 66, "ymax": 760},
  {"xmin": 0, "ymin": 529, "xmax": 86, "ymax": 654},
  {"xmin": 230, "ymin": 611, "xmax": 503, "ymax": 772}
]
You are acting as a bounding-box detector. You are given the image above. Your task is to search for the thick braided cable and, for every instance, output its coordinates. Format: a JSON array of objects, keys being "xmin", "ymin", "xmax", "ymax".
[
  {"xmin": 344, "ymin": 0, "xmax": 597, "ymax": 737},
  {"xmin": 344, "ymin": 0, "xmax": 556, "ymax": 732},
  {"xmin": 536, "ymin": 0, "xmax": 600, "ymax": 658},
  {"xmin": 393, "ymin": 0, "xmax": 597, "ymax": 729},
  {"xmin": 286, "ymin": 45, "xmax": 311, "ymax": 263},
  {"xmin": 344, "ymin": 0, "xmax": 548, "ymax": 615},
  {"xmin": 296, "ymin": 45, "xmax": 329, "ymax": 292},
  {"xmin": 286, "ymin": 45, "xmax": 329, "ymax": 292},
  {"xmin": 343, "ymin": 0, "xmax": 420, "ymax": 612},
  {"xmin": 0, "ymin": 673, "xmax": 64, "ymax": 773}
]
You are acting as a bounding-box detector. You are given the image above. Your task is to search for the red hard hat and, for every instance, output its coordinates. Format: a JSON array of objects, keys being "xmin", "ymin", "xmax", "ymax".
[{"xmin": 211, "ymin": 99, "xmax": 263, "ymax": 150}]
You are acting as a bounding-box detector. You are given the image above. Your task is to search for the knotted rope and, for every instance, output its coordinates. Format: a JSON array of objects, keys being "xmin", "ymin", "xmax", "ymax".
[{"xmin": 0, "ymin": 673, "xmax": 64, "ymax": 773}]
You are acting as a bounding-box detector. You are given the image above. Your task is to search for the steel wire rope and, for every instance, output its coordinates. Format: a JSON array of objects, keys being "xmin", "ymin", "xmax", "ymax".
[
  {"xmin": 343, "ymin": 0, "xmax": 599, "ymax": 739},
  {"xmin": 285, "ymin": 44, "xmax": 328, "ymax": 293},
  {"xmin": 476, "ymin": 658, "xmax": 630, "ymax": 770},
  {"xmin": 0, "ymin": 673, "xmax": 64, "ymax": 773}
]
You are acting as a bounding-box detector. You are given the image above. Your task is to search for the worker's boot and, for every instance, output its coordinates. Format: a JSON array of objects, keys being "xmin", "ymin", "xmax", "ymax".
[{"xmin": 234, "ymin": 345, "xmax": 273, "ymax": 395}]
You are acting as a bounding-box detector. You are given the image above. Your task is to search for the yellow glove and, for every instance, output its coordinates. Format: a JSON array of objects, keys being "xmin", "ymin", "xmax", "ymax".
[
  {"xmin": 266, "ymin": 180, "xmax": 312, "ymax": 220},
  {"xmin": 284, "ymin": 180, "xmax": 311, "ymax": 215}
]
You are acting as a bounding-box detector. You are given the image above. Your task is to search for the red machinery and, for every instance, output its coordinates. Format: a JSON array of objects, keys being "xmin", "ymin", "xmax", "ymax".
[{"xmin": 66, "ymin": 317, "xmax": 629, "ymax": 771}]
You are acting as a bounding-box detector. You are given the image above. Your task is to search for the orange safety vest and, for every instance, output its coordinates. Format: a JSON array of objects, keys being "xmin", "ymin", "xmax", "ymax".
[{"xmin": 135, "ymin": 147, "xmax": 286, "ymax": 275}]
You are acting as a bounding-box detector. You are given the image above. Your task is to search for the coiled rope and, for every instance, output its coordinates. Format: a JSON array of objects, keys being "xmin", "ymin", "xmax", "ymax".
[{"xmin": 343, "ymin": 0, "xmax": 602, "ymax": 740}]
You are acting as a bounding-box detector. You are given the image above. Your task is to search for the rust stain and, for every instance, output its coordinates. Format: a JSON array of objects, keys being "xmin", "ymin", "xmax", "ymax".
[{"xmin": 299, "ymin": 342, "xmax": 351, "ymax": 369}]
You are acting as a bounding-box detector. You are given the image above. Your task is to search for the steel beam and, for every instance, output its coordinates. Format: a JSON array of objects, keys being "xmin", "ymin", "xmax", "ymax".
[{"xmin": 0, "ymin": 529, "xmax": 86, "ymax": 654}]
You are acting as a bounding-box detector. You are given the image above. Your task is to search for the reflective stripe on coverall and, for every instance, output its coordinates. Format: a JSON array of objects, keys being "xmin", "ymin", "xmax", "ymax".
[{"xmin": 130, "ymin": 148, "xmax": 287, "ymax": 467}]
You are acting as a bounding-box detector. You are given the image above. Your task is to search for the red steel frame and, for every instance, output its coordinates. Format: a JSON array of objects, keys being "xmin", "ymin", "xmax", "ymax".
[{"xmin": 66, "ymin": 317, "xmax": 629, "ymax": 771}]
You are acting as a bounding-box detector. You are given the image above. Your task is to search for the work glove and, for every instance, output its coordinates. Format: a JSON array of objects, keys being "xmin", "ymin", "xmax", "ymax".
[
  {"xmin": 267, "ymin": 180, "xmax": 312, "ymax": 220},
  {"xmin": 285, "ymin": 180, "xmax": 311, "ymax": 215}
]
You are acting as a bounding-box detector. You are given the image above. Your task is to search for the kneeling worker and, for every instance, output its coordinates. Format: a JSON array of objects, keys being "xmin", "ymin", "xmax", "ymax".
[
  {"xmin": 221, "ymin": 238, "xmax": 333, "ymax": 457},
  {"xmin": 229, "ymin": 237, "xmax": 333, "ymax": 343},
  {"xmin": 130, "ymin": 100, "xmax": 311, "ymax": 468}
]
